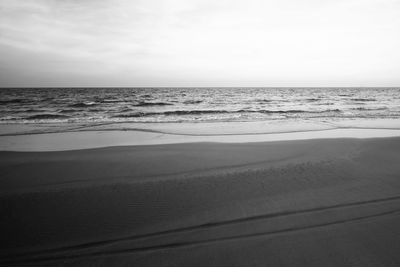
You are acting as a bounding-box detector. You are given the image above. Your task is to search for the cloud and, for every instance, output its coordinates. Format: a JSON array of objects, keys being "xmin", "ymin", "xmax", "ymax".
[{"xmin": 0, "ymin": 0, "xmax": 399, "ymax": 86}]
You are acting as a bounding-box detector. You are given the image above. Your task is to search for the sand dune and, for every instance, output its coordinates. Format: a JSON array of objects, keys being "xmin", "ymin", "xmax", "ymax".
[{"xmin": 1, "ymin": 137, "xmax": 400, "ymax": 266}]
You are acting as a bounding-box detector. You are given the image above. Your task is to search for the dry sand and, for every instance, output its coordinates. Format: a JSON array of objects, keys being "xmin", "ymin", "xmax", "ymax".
[{"xmin": 1, "ymin": 137, "xmax": 400, "ymax": 266}]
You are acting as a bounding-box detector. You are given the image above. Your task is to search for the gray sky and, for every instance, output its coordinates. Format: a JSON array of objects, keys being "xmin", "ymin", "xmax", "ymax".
[{"xmin": 0, "ymin": 0, "xmax": 399, "ymax": 87}]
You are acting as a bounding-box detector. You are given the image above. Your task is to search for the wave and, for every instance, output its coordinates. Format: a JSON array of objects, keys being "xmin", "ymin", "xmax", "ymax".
[
  {"xmin": 0, "ymin": 99, "xmax": 28, "ymax": 104},
  {"xmin": 12, "ymin": 108, "xmax": 46, "ymax": 113},
  {"xmin": 88, "ymin": 108, "xmax": 106, "ymax": 112},
  {"xmin": 117, "ymin": 108, "xmax": 133, "ymax": 113},
  {"xmin": 352, "ymin": 107, "xmax": 387, "ymax": 111},
  {"xmin": 68, "ymin": 102, "xmax": 98, "ymax": 108},
  {"xmin": 26, "ymin": 114, "xmax": 70, "ymax": 120},
  {"xmin": 247, "ymin": 109, "xmax": 340, "ymax": 114},
  {"xmin": 184, "ymin": 100, "xmax": 203, "ymax": 104},
  {"xmin": 133, "ymin": 101, "xmax": 173, "ymax": 107},
  {"xmin": 101, "ymin": 99, "xmax": 124, "ymax": 103},
  {"xmin": 258, "ymin": 109, "xmax": 307, "ymax": 114},
  {"xmin": 164, "ymin": 110, "xmax": 229, "ymax": 115},
  {"xmin": 163, "ymin": 109, "xmax": 312, "ymax": 115},
  {"xmin": 112, "ymin": 109, "xmax": 343, "ymax": 118},
  {"xmin": 0, "ymin": 116, "xmax": 18, "ymax": 121},
  {"xmin": 58, "ymin": 109, "xmax": 82, "ymax": 113},
  {"xmin": 24, "ymin": 108, "xmax": 47, "ymax": 113},
  {"xmin": 112, "ymin": 110, "xmax": 231, "ymax": 118},
  {"xmin": 351, "ymin": 98, "xmax": 376, "ymax": 102},
  {"xmin": 112, "ymin": 112, "xmax": 157, "ymax": 118},
  {"xmin": 256, "ymin": 99, "xmax": 273, "ymax": 103}
]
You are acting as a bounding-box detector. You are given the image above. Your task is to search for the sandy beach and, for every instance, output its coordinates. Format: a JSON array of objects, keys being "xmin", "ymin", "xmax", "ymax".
[
  {"xmin": 1, "ymin": 136, "xmax": 400, "ymax": 266},
  {"xmin": 2, "ymin": 0, "xmax": 400, "ymax": 264}
]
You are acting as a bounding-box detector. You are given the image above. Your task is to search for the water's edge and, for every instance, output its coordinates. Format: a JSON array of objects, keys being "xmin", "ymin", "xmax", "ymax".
[{"xmin": 1, "ymin": 126, "xmax": 400, "ymax": 152}]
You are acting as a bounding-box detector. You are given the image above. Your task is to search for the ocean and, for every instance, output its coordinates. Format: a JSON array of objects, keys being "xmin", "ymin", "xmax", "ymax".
[{"xmin": 0, "ymin": 87, "xmax": 399, "ymax": 125}]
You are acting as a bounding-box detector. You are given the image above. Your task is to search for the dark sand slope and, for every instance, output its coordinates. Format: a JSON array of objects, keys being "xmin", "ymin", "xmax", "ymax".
[{"xmin": 1, "ymin": 138, "xmax": 400, "ymax": 266}]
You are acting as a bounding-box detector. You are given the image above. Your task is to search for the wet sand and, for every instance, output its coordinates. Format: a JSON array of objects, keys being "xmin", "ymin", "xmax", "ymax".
[
  {"xmin": 1, "ymin": 128, "xmax": 400, "ymax": 151},
  {"xmin": 1, "ymin": 137, "xmax": 400, "ymax": 266}
]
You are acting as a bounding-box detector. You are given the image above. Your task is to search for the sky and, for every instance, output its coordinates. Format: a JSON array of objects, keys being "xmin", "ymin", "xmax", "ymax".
[{"xmin": 0, "ymin": 0, "xmax": 399, "ymax": 87}]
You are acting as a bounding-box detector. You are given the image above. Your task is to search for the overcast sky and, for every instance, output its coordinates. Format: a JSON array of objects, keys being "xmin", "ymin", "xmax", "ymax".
[{"xmin": 0, "ymin": 0, "xmax": 399, "ymax": 87}]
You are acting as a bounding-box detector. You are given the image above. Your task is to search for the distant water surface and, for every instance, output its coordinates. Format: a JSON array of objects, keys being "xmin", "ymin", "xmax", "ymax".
[{"xmin": 0, "ymin": 87, "xmax": 399, "ymax": 124}]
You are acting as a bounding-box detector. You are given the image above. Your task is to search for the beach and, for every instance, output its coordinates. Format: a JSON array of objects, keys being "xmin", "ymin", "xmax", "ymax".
[
  {"xmin": 1, "ymin": 133, "xmax": 400, "ymax": 266},
  {"xmin": 2, "ymin": 0, "xmax": 400, "ymax": 263}
]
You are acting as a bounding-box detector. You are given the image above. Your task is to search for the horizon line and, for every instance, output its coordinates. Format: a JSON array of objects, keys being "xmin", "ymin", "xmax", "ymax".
[{"xmin": 1, "ymin": 86, "xmax": 399, "ymax": 89}]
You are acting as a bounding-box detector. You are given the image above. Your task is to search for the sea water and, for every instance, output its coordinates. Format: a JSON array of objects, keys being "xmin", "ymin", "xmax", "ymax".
[{"xmin": 1, "ymin": 87, "xmax": 399, "ymax": 125}]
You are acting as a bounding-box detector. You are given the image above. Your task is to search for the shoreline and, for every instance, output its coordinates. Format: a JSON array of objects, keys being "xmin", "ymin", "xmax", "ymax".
[
  {"xmin": 2, "ymin": 118, "xmax": 400, "ymax": 135},
  {"xmin": 1, "ymin": 126, "xmax": 400, "ymax": 151}
]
